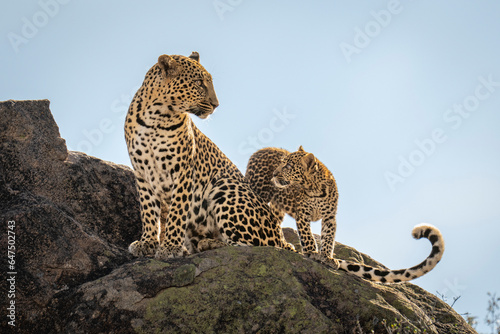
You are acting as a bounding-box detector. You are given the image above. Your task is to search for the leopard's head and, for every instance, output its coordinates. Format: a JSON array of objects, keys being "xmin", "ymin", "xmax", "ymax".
[
  {"xmin": 152, "ymin": 52, "xmax": 219, "ymax": 119},
  {"xmin": 272, "ymin": 146, "xmax": 319, "ymax": 190}
]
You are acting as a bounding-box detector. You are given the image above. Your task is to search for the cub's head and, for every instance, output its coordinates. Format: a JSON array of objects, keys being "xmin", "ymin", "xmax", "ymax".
[
  {"xmin": 154, "ymin": 52, "xmax": 219, "ymax": 119},
  {"xmin": 272, "ymin": 146, "xmax": 319, "ymax": 189}
]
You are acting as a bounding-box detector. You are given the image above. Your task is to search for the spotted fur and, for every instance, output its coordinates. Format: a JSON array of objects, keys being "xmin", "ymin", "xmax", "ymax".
[{"xmin": 245, "ymin": 146, "xmax": 445, "ymax": 282}]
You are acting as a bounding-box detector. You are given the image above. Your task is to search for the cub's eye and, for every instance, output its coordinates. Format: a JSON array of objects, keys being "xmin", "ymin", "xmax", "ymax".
[{"xmin": 285, "ymin": 164, "xmax": 292, "ymax": 170}]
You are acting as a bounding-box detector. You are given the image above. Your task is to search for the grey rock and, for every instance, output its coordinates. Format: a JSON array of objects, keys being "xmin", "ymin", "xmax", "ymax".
[{"xmin": 0, "ymin": 100, "xmax": 140, "ymax": 331}]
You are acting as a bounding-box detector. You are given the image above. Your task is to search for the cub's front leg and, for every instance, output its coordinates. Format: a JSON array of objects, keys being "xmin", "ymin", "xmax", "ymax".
[
  {"xmin": 319, "ymin": 215, "xmax": 337, "ymax": 258},
  {"xmin": 295, "ymin": 213, "xmax": 319, "ymax": 255}
]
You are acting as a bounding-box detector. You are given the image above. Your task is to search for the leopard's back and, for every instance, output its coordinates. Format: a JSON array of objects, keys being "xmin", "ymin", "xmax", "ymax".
[{"xmin": 245, "ymin": 147, "xmax": 289, "ymax": 203}]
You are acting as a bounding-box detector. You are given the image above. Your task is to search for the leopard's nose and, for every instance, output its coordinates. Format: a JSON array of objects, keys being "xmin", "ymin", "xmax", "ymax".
[{"xmin": 209, "ymin": 93, "xmax": 219, "ymax": 109}]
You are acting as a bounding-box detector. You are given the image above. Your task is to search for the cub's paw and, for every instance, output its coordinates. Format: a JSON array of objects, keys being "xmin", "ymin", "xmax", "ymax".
[
  {"xmin": 197, "ymin": 238, "xmax": 228, "ymax": 252},
  {"xmin": 128, "ymin": 240, "xmax": 159, "ymax": 257},
  {"xmin": 282, "ymin": 242, "xmax": 296, "ymax": 252},
  {"xmin": 304, "ymin": 251, "xmax": 320, "ymax": 261},
  {"xmin": 306, "ymin": 252, "xmax": 340, "ymax": 270},
  {"xmin": 155, "ymin": 244, "xmax": 189, "ymax": 261}
]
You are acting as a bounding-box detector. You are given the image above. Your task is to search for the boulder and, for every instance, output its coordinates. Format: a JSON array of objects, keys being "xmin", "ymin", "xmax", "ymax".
[
  {"xmin": 0, "ymin": 100, "xmax": 476, "ymax": 333},
  {"xmin": 0, "ymin": 100, "xmax": 140, "ymax": 331}
]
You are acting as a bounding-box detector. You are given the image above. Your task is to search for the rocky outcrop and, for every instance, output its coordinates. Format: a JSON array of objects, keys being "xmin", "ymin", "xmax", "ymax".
[
  {"xmin": 0, "ymin": 100, "xmax": 476, "ymax": 333},
  {"xmin": 0, "ymin": 100, "xmax": 140, "ymax": 332}
]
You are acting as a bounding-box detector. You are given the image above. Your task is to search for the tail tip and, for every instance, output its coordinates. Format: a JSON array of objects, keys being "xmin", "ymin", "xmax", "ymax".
[{"xmin": 411, "ymin": 223, "xmax": 440, "ymax": 240}]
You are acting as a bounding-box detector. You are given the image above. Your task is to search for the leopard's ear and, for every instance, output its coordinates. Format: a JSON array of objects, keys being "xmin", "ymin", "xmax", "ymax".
[
  {"xmin": 189, "ymin": 51, "xmax": 200, "ymax": 62},
  {"xmin": 158, "ymin": 54, "xmax": 179, "ymax": 79},
  {"xmin": 303, "ymin": 153, "xmax": 317, "ymax": 171},
  {"xmin": 298, "ymin": 145, "xmax": 305, "ymax": 152}
]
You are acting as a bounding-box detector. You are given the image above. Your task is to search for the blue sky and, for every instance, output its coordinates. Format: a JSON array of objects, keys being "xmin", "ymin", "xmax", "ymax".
[{"xmin": 2, "ymin": 1, "xmax": 499, "ymax": 331}]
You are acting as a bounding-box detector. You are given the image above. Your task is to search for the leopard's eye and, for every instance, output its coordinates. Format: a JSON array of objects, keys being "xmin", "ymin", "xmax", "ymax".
[
  {"xmin": 285, "ymin": 164, "xmax": 292, "ymax": 170},
  {"xmin": 194, "ymin": 80, "xmax": 203, "ymax": 87}
]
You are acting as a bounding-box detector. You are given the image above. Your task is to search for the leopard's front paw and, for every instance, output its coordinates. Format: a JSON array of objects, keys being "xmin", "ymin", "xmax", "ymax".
[
  {"xmin": 155, "ymin": 243, "xmax": 189, "ymax": 261},
  {"xmin": 197, "ymin": 238, "xmax": 228, "ymax": 252},
  {"xmin": 129, "ymin": 239, "xmax": 159, "ymax": 258}
]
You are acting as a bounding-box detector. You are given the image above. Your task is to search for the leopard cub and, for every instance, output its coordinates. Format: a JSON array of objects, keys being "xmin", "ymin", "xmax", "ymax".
[{"xmin": 245, "ymin": 146, "xmax": 338, "ymax": 259}]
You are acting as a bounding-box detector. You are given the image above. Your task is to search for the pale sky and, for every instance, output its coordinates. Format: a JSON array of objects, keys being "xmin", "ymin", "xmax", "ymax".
[{"xmin": 2, "ymin": 1, "xmax": 499, "ymax": 331}]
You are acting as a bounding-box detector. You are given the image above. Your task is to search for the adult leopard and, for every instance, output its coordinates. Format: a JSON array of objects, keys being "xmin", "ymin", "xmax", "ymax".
[
  {"xmin": 125, "ymin": 52, "xmax": 444, "ymax": 283},
  {"xmin": 125, "ymin": 52, "xmax": 295, "ymax": 260}
]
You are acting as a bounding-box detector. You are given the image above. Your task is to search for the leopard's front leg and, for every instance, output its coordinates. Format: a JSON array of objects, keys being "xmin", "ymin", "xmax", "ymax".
[
  {"xmin": 306, "ymin": 216, "xmax": 339, "ymax": 270},
  {"xmin": 319, "ymin": 215, "xmax": 337, "ymax": 258},
  {"xmin": 129, "ymin": 175, "xmax": 161, "ymax": 257},
  {"xmin": 269, "ymin": 202, "xmax": 285, "ymax": 223},
  {"xmin": 274, "ymin": 208, "xmax": 296, "ymax": 252},
  {"xmin": 155, "ymin": 176, "xmax": 192, "ymax": 260},
  {"xmin": 295, "ymin": 213, "xmax": 318, "ymax": 255}
]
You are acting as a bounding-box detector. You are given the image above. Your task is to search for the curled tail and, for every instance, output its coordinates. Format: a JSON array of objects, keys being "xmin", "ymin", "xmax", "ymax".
[{"xmin": 337, "ymin": 224, "xmax": 444, "ymax": 283}]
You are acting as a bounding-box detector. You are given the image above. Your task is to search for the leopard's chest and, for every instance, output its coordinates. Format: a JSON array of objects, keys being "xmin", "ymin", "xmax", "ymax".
[
  {"xmin": 131, "ymin": 129, "xmax": 193, "ymax": 188},
  {"xmin": 301, "ymin": 197, "xmax": 323, "ymax": 221},
  {"xmin": 273, "ymin": 189, "xmax": 320, "ymax": 221}
]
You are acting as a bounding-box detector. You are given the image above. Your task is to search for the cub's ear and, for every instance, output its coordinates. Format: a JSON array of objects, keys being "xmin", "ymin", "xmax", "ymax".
[
  {"xmin": 189, "ymin": 51, "xmax": 200, "ymax": 62},
  {"xmin": 303, "ymin": 153, "xmax": 318, "ymax": 171},
  {"xmin": 298, "ymin": 145, "xmax": 305, "ymax": 152},
  {"xmin": 158, "ymin": 54, "xmax": 179, "ymax": 79}
]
